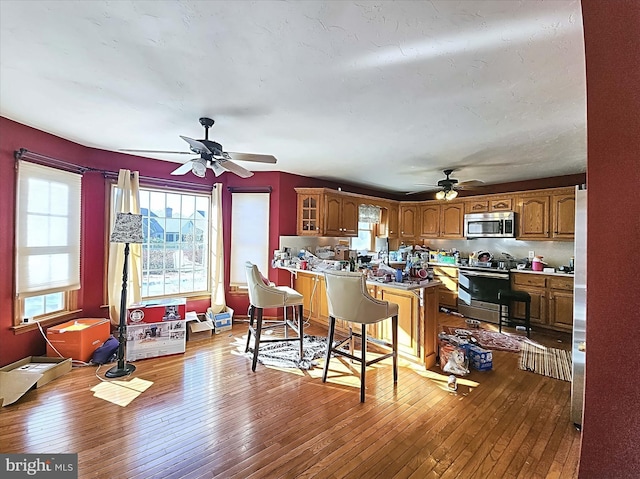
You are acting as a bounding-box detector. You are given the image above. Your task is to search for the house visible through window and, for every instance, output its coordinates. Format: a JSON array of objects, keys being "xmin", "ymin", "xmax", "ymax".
[
  {"xmin": 135, "ymin": 187, "xmax": 210, "ymax": 298},
  {"xmin": 15, "ymin": 161, "xmax": 81, "ymax": 324}
]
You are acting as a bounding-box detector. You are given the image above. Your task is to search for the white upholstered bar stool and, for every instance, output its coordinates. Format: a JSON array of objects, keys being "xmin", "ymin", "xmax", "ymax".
[
  {"xmin": 323, "ymin": 270, "xmax": 399, "ymax": 402},
  {"xmin": 245, "ymin": 262, "xmax": 305, "ymax": 372}
]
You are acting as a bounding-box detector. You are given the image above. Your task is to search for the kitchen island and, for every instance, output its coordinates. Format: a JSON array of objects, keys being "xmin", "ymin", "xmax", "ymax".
[{"xmin": 279, "ymin": 267, "xmax": 441, "ymax": 368}]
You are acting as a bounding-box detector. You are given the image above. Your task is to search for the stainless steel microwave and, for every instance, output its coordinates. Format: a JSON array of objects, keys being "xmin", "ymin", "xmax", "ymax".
[{"xmin": 464, "ymin": 211, "xmax": 516, "ymax": 238}]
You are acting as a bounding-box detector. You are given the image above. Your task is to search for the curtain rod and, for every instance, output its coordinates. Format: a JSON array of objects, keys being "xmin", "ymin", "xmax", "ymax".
[
  {"xmin": 227, "ymin": 186, "xmax": 272, "ymax": 193},
  {"xmin": 14, "ymin": 148, "xmax": 215, "ymax": 192}
]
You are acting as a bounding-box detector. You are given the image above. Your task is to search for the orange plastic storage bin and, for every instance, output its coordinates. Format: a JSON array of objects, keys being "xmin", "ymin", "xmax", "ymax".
[{"xmin": 46, "ymin": 318, "xmax": 111, "ymax": 363}]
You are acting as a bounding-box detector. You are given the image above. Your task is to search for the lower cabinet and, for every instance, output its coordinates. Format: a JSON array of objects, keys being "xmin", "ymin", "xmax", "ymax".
[
  {"xmin": 431, "ymin": 266, "xmax": 458, "ymax": 308},
  {"xmin": 511, "ymin": 273, "xmax": 573, "ymax": 332}
]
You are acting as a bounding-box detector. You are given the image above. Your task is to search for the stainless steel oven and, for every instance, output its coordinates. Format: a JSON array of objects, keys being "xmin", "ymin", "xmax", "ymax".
[{"xmin": 457, "ymin": 266, "xmax": 510, "ymax": 324}]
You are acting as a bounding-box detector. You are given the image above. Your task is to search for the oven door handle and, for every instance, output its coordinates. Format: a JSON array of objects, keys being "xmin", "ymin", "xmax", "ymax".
[{"xmin": 460, "ymin": 271, "xmax": 509, "ymax": 279}]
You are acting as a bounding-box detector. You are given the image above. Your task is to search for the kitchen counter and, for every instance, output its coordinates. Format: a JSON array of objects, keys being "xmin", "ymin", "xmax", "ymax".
[
  {"xmin": 510, "ymin": 269, "xmax": 574, "ymax": 278},
  {"xmin": 282, "ymin": 267, "xmax": 441, "ymax": 368},
  {"xmin": 277, "ymin": 266, "xmax": 441, "ymax": 291}
]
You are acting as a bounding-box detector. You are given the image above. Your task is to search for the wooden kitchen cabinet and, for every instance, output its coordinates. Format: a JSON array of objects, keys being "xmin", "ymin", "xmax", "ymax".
[
  {"xmin": 511, "ymin": 273, "xmax": 547, "ymax": 325},
  {"xmin": 517, "ymin": 195, "xmax": 550, "ymax": 239},
  {"xmin": 295, "ymin": 188, "xmax": 358, "ymax": 237},
  {"xmin": 376, "ymin": 287, "xmax": 420, "ymax": 357},
  {"xmin": 547, "ymin": 276, "xmax": 574, "ymax": 331},
  {"xmin": 516, "ymin": 187, "xmax": 575, "ymax": 240},
  {"xmin": 431, "ymin": 266, "xmax": 458, "ymax": 308},
  {"xmin": 419, "ymin": 201, "xmax": 464, "ymax": 239},
  {"xmin": 551, "ymin": 193, "xmax": 576, "ymax": 239},
  {"xmin": 400, "ymin": 204, "xmax": 419, "ymax": 240},
  {"xmin": 296, "ymin": 190, "xmax": 323, "ymax": 235},
  {"xmin": 324, "ymin": 193, "xmax": 358, "ymax": 237},
  {"xmin": 465, "ymin": 195, "xmax": 514, "ymax": 214},
  {"xmin": 511, "ymin": 273, "xmax": 573, "ymax": 331},
  {"xmin": 293, "ymin": 272, "xmax": 328, "ymax": 327},
  {"xmin": 440, "ymin": 202, "xmax": 464, "ymax": 238},
  {"xmin": 419, "ymin": 204, "xmax": 440, "ymax": 238},
  {"xmin": 387, "ymin": 203, "xmax": 399, "ymax": 239}
]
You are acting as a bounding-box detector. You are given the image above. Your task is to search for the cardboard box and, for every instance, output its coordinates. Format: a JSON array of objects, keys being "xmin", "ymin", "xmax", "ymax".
[
  {"xmin": 0, "ymin": 357, "xmax": 72, "ymax": 407},
  {"xmin": 46, "ymin": 318, "xmax": 111, "ymax": 362},
  {"xmin": 126, "ymin": 319, "xmax": 186, "ymax": 361},
  {"xmin": 211, "ymin": 306, "xmax": 234, "ymax": 334},
  {"xmin": 468, "ymin": 344, "xmax": 493, "ymax": 371},
  {"xmin": 187, "ymin": 318, "xmax": 214, "ymax": 341},
  {"xmin": 127, "ymin": 298, "xmax": 187, "ymax": 325}
]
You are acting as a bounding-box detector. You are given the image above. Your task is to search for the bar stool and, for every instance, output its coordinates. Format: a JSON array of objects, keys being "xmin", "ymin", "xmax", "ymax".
[
  {"xmin": 323, "ymin": 271, "xmax": 399, "ymax": 402},
  {"xmin": 497, "ymin": 289, "xmax": 531, "ymax": 338},
  {"xmin": 245, "ymin": 262, "xmax": 305, "ymax": 372}
]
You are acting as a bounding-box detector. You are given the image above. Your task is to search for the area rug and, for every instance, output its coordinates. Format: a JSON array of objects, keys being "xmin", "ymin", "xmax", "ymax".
[
  {"xmin": 442, "ymin": 326, "xmax": 528, "ymax": 353},
  {"xmin": 519, "ymin": 342, "xmax": 572, "ymax": 381},
  {"xmin": 246, "ymin": 335, "xmax": 328, "ymax": 370}
]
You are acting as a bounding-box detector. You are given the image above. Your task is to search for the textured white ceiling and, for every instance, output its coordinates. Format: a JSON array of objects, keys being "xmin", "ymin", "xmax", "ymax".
[{"xmin": 0, "ymin": 0, "xmax": 586, "ymax": 193}]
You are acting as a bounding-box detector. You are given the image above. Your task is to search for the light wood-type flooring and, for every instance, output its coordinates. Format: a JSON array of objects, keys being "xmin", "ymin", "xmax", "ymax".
[{"xmin": 0, "ymin": 312, "xmax": 581, "ymax": 478}]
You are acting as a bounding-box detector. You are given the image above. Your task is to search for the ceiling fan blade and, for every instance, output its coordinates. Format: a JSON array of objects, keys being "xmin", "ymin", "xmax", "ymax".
[
  {"xmin": 170, "ymin": 160, "xmax": 195, "ymax": 176},
  {"xmin": 457, "ymin": 180, "xmax": 485, "ymax": 189},
  {"xmin": 226, "ymin": 152, "xmax": 277, "ymax": 164},
  {"xmin": 120, "ymin": 149, "xmax": 192, "ymax": 155},
  {"xmin": 180, "ymin": 136, "xmax": 212, "ymax": 155},
  {"xmin": 218, "ymin": 159, "xmax": 254, "ymax": 178}
]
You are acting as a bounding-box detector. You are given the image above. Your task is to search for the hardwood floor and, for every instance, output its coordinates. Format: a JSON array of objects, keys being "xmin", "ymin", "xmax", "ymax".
[{"xmin": 0, "ymin": 313, "xmax": 581, "ymax": 478}]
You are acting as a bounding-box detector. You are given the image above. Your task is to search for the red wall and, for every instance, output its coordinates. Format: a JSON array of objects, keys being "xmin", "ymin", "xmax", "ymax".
[
  {"xmin": 580, "ymin": 1, "xmax": 640, "ymax": 477},
  {"xmin": 0, "ymin": 117, "xmax": 390, "ymax": 366}
]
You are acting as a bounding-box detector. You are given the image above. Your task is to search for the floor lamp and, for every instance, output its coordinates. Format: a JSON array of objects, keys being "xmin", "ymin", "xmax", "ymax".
[{"xmin": 106, "ymin": 212, "xmax": 143, "ymax": 378}]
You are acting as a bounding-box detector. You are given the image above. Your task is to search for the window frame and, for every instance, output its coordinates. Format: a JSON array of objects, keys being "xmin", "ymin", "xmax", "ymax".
[
  {"xmin": 13, "ymin": 161, "xmax": 82, "ymax": 328},
  {"xmin": 109, "ymin": 183, "xmax": 213, "ymax": 301},
  {"xmin": 228, "ymin": 191, "xmax": 271, "ymax": 291}
]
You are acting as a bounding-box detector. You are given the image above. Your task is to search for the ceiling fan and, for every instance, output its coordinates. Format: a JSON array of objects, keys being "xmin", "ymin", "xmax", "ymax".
[
  {"xmin": 120, "ymin": 117, "xmax": 277, "ymax": 178},
  {"xmin": 409, "ymin": 169, "xmax": 484, "ymax": 199}
]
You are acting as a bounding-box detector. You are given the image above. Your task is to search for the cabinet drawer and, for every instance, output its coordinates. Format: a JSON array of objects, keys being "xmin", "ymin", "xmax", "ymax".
[
  {"xmin": 512, "ymin": 273, "xmax": 546, "ymax": 288},
  {"xmin": 490, "ymin": 197, "xmax": 513, "ymax": 211},
  {"xmin": 465, "ymin": 200, "xmax": 489, "ymax": 213},
  {"xmin": 432, "ymin": 266, "xmax": 458, "ymax": 278},
  {"xmin": 548, "ymin": 277, "xmax": 574, "ymax": 291}
]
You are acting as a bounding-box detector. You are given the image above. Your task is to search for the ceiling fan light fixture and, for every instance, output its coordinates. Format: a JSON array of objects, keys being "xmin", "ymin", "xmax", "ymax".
[
  {"xmin": 445, "ymin": 189, "xmax": 458, "ymax": 200},
  {"xmin": 191, "ymin": 158, "xmax": 208, "ymax": 178},
  {"xmin": 436, "ymin": 190, "xmax": 446, "ymax": 200}
]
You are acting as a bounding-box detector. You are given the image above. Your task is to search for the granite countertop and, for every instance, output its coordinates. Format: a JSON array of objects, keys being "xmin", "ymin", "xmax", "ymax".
[{"xmin": 277, "ymin": 266, "xmax": 441, "ymax": 291}]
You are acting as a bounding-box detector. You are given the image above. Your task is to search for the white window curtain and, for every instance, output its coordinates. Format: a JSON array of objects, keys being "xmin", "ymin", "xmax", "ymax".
[
  {"xmin": 15, "ymin": 161, "xmax": 81, "ymax": 296},
  {"xmin": 107, "ymin": 170, "xmax": 141, "ymax": 326},
  {"xmin": 210, "ymin": 183, "xmax": 226, "ymax": 314},
  {"xmin": 229, "ymin": 192, "xmax": 270, "ymax": 286}
]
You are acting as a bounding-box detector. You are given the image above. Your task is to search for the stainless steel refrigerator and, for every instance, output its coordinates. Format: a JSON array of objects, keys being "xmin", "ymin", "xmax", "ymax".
[{"xmin": 571, "ymin": 186, "xmax": 587, "ymax": 428}]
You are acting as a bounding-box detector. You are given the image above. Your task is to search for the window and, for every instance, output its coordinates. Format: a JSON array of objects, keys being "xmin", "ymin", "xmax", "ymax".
[
  {"xmin": 229, "ymin": 192, "xmax": 270, "ymax": 287},
  {"xmin": 15, "ymin": 162, "xmax": 81, "ymax": 323},
  {"xmin": 351, "ymin": 221, "xmax": 376, "ymax": 252},
  {"xmin": 135, "ymin": 188, "xmax": 210, "ymax": 298}
]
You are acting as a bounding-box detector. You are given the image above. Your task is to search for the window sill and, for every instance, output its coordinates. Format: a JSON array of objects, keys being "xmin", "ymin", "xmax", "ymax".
[{"xmin": 12, "ymin": 309, "xmax": 83, "ymax": 335}]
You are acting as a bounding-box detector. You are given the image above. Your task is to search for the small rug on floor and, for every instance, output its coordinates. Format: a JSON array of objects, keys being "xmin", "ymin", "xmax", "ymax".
[
  {"xmin": 246, "ymin": 335, "xmax": 328, "ymax": 370},
  {"xmin": 442, "ymin": 326, "xmax": 530, "ymax": 352},
  {"xmin": 519, "ymin": 342, "xmax": 572, "ymax": 381}
]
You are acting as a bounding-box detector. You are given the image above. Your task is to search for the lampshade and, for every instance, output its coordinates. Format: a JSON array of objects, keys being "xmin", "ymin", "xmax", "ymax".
[
  {"xmin": 445, "ymin": 189, "xmax": 458, "ymax": 200},
  {"xmin": 110, "ymin": 213, "xmax": 143, "ymax": 244},
  {"xmin": 191, "ymin": 158, "xmax": 208, "ymax": 178},
  {"xmin": 436, "ymin": 190, "xmax": 446, "ymax": 200}
]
